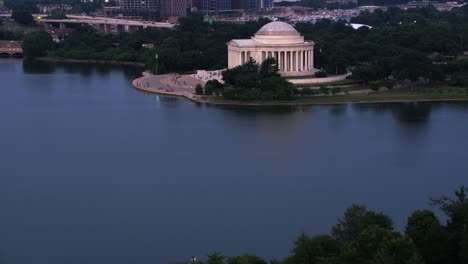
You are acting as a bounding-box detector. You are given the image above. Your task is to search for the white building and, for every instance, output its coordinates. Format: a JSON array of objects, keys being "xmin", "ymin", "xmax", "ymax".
[{"xmin": 227, "ymin": 21, "xmax": 316, "ymax": 76}]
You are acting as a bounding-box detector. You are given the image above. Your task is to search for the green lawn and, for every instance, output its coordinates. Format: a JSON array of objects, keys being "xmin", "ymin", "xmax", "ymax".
[
  {"xmin": 198, "ymin": 87, "xmax": 468, "ymax": 106},
  {"xmin": 294, "ymin": 79, "xmax": 362, "ymax": 88}
]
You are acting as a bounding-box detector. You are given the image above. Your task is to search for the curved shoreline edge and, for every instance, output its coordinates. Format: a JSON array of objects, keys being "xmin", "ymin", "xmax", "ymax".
[{"xmin": 133, "ymin": 75, "xmax": 468, "ymax": 106}]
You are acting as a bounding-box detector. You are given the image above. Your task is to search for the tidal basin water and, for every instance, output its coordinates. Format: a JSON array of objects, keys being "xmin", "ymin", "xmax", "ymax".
[{"xmin": 0, "ymin": 59, "xmax": 467, "ymax": 264}]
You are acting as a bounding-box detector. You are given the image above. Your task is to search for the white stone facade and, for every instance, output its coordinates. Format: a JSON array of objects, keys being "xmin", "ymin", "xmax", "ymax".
[{"xmin": 227, "ymin": 21, "xmax": 316, "ymax": 77}]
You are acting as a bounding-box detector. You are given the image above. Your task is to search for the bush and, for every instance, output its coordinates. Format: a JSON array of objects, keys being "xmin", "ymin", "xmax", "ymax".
[
  {"xmin": 204, "ymin": 85, "xmax": 214, "ymax": 95},
  {"xmin": 383, "ymin": 80, "xmax": 395, "ymax": 89},
  {"xmin": 315, "ymin": 71, "xmax": 328, "ymax": 78},
  {"xmin": 195, "ymin": 84, "xmax": 204, "ymax": 95},
  {"xmin": 12, "ymin": 9, "xmax": 34, "ymax": 25},
  {"xmin": 369, "ymin": 81, "xmax": 380, "ymax": 91},
  {"xmin": 331, "ymin": 87, "xmax": 342, "ymax": 95},
  {"xmin": 319, "ymin": 86, "xmax": 331, "ymax": 95},
  {"xmin": 22, "ymin": 31, "xmax": 54, "ymax": 58},
  {"xmin": 301, "ymin": 87, "xmax": 313, "ymax": 95}
]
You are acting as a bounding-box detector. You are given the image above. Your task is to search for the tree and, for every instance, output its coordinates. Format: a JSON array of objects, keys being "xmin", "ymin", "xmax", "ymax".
[
  {"xmin": 221, "ymin": 58, "xmax": 294, "ymax": 101},
  {"xmin": 431, "ymin": 186, "xmax": 468, "ymax": 264},
  {"xmin": 205, "ymin": 80, "xmax": 224, "ymax": 95},
  {"xmin": 22, "ymin": 31, "xmax": 54, "ymax": 58},
  {"xmin": 227, "ymin": 254, "xmax": 267, "ymax": 264},
  {"xmin": 292, "ymin": 233, "xmax": 342, "ymax": 264},
  {"xmin": 342, "ymin": 225, "xmax": 421, "ymax": 264},
  {"xmin": 392, "ymin": 50, "xmax": 433, "ymax": 90},
  {"xmin": 207, "ymin": 252, "xmax": 226, "ymax": 264},
  {"xmin": 405, "ymin": 210, "xmax": 451, "ymax": 264},
  {"xmin": 332, "ymin": 205, "xmax": 393, "ymax": 245},
  {"xmin": 12, "ymin": 9, "xmax": 34, "ymax": 25},
  {"xmin": 351, "ymin": 66, "xmax": 377, "ymax": 86},
  {"xmin": 195, "ymin": 84, "xmax": 204, "ymax": 95},
  {"xmin": 259, "ymin": 57, "xmax": 279, "ymax": 77},
  {"xmin": 292, "ymin": 232, "xmax": 314, "ymax": 264}
]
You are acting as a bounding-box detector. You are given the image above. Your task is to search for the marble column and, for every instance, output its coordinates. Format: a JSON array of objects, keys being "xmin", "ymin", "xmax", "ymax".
[
  {"xmin": 297, "ymin": 51, "xmax": 302, "ymax": 71},
  {"xmin": 278, "ymin": 51, "xmax": 282, "ymax": 71},
  {"xmin": 292, "ymin": 51, "xmax": 297, "ymax": 71},
  {"xmin": 310, "ymin": 49, "xmax": 314, "ymax": 69},
  {"xmin": 296, "ymin": 51, "xmax": 299, "ymax": 72},
  {"xmin": 309, "ymin": 49, "xmax": 313, "ymax": 70},
  {"xmin": 302, "ymin": 50, "xmax": 307, "ymax": 71}
]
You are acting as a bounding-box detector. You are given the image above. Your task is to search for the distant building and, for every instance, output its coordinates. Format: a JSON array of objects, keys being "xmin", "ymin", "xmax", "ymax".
[
  {"xmin": 119, "ymin": 0, "xmax": 159, "ymax": 20},
  {"xmin": 232, "ymin": 0, "xmax": 273, "ymax": 12},
  {"xmin": 37, "ymin": 4, "xmax": 73, "ymax": 14},
  {"xmin": 400, "ymin": 0, "xmax": 462, "ymax": 10},
  {"xmin": 161, "ymin": 0, "xmax": 190, "ymax": 18},
  {"xmin": 199, "ymin": 0, "xmax": 232, "ymax": 14}
]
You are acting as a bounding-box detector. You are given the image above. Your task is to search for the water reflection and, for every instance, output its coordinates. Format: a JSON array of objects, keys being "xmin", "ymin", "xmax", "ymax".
[
  {"xmin": 22, "ymin": 59, "xmax": 56, "ymax": 74},
  {"xmin": 394, "ymin": 102, "xmax": 431, "ymax": 123},
  {"xmin": 214, "ymin": 104, "xmax": 312, "ymax": 116},
  {"xmin": 328, "ymin": 104, "xmax": 347, "ymax": 116}
]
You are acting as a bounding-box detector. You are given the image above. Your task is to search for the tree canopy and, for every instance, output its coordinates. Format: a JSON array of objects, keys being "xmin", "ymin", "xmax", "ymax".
[
  {"xmin": 22, "ymin": 30, "xmax": 54, "ymax": 58},
  {"xmin": 189, "ymin": 186, "xmax": 468, "ymax": 264}
]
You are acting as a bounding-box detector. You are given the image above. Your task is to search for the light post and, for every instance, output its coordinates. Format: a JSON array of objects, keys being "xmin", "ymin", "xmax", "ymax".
[{"xmin": 155, "ymin": 53, "xmax": 158, "ymax": 75}]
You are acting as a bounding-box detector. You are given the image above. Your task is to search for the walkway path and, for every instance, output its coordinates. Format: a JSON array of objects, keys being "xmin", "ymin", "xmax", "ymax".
[{"xmin": 133, "ymin": 72, "xmax": 205, "ymax": 100}]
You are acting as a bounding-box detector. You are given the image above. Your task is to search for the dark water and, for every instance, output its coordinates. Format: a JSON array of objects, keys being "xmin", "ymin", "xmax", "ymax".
[{"xmin": 0, "ymin": 59, "xmax": 467, "ymax": 264}]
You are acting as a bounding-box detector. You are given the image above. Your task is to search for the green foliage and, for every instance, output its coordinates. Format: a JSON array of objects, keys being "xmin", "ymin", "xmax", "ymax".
[
  {"xmin": 351, "ymin": 66, "xmax": 377, "ymax": 85},
  {"xmin": 319, "ymin": 86, "xmax": 330, "ymax": 95},
  {"xmin": 195, "ymin": 84, "xmax": 204, "ymax": 95},
  {"xmin": 431, "ymin": 186, "xmax": 468, "ymax": 264},
  {"xmin": 4, "ymin": 0, "xmax": 37, "ymax": 12},
  {"xmin": 369, "ymin": 81, "xmax": 380, "ymax": 91},
  {"xmin": 207, "ymin": 252, "xmax": 226, "ymax": 264},
  {"xmin": 314, "ymin": 71, "xmax": 328, "ymax": 78},
  {"xmin": 222, "ymin": 59, "xmax": 294, "ymax": 101},
  {"xmin": 204, "ymin": 80, "xmax": 223, "ymax": 96},
  {"xmin": 292, "ymin": 233, "xmax": 341, "ymax": 264},
  {"xmin": 182, "ymin": 187, "xmax": 468, "ymax": 264},
  {"xmin": 260, "ymin": 57, "xmax": 280, "ymax": 77},
  {"xmin": 332, "ymin": 205, "xmax": 393, "ymax": 245},
  {"xmin": 392, "ymin": 50, "xmax": 433, "ymax": 83},
  {"xmin": 227, "ymin": 254, "xmax": 267, "ymax": 264},
  {"xmin": 406, "ymin": 210, "xmax": 451, "ymax": 264},
  {"xmin": 22, "ymin": 31, "xmax": 54, "ymax": 58},
  {"xmin": 331, "ymin": 87, "xmax": 342, "ymax": 95},
  {"xmin": 12, "ymin": 9, "xmax": 34, "ymax": 25}
]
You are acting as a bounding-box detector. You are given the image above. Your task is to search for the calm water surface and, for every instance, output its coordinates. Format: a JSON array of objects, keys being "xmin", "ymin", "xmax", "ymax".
[{"xmin": 0, "ymin": 59, "xmax": 467, "ymax": 264}]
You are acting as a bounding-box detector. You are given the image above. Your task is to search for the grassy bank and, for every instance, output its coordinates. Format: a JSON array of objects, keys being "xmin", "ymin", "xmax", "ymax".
[{"xmin": 197, "ymin": 88, "xmax": 468, "ymax": 106}]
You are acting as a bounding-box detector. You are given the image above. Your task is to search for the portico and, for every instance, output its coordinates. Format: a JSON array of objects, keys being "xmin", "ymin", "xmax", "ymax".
[{"xmin": 227, "ymin": 22, "xmax": 316, "ymax": 77}]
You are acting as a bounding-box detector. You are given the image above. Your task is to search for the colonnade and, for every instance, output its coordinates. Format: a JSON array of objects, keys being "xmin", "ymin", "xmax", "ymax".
[{"xmin": 237, "ymin": 49, "xmax": 314, "ymax": 73}]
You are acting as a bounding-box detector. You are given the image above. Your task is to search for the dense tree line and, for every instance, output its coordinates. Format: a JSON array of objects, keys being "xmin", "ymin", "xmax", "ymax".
[
  {"xmin": 187, "ymin": 187, "xmax": 468, "ymax": 264},
  {"xmin": 22, "ymin": 13, "xmax": 271, "ymax": 71},
  {"xmin": 220, "ymin": 58, "xmax": 296, "ymax": 100},
  {"xmin": 20, "ymin": 6, "xmax": 468, "ymax": 88},
  {"xmin": 295, "ymin": 5, "xmax": 468, "ymax": 86}
]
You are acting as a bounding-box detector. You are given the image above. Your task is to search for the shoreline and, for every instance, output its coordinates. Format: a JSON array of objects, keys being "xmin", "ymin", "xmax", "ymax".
[
  {"xmin": 37, "ymin": 57, "xmax": 146, "ymax": 67},
  {"xmin": 132, "ymin": 73, "xmax": 468, "ymax": 106}
]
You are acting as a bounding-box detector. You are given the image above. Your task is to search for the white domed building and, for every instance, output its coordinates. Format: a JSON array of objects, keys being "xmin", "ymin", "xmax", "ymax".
[{"xmin": 227, "ymin": 21, "xmax": 316, "ymax": 77}]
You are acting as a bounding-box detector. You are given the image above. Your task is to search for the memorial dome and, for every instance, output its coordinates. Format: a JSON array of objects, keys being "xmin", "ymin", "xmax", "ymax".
[
  {"xmin": 255, "ymin": 21, "xmax": 300, "ymax": 36},
  {"xmin": 253, "ymin": 22, "xmax": 304, "ymax": 45}
]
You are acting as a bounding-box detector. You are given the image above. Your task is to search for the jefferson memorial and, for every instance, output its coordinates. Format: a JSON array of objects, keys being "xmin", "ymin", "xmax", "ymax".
[{"xmin": 227, "ymin": 21, "xmax": 316, "ymax": 77}]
